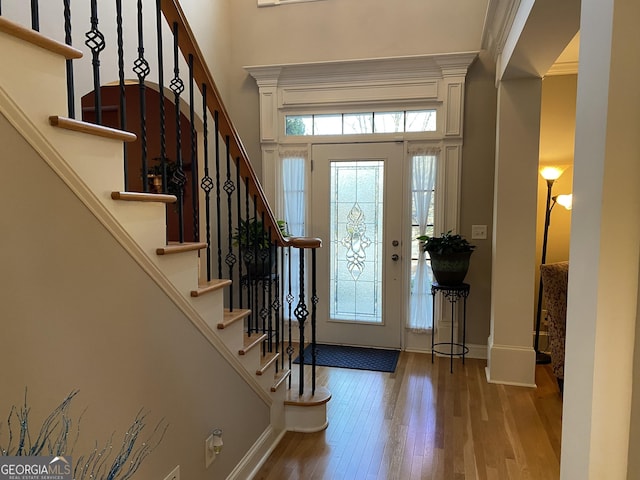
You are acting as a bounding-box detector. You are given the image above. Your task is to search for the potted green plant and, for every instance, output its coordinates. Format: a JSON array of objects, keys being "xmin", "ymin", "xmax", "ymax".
[
  {"xmin": 233, "ymin": 217, "xmax": 287, "ymax": 276},
  {"xmin": 417, "ymin": 230, "xmax": 475, "ymax": 286}
]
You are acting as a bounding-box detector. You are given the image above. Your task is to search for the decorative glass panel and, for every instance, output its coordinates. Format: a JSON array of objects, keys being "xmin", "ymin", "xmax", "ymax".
[
  {"xmin": 330, "ymin": 161, "xmax": 384, "ymax": 323},
  {"xmin": 374, "ymin": 111, "xmax": 404, "ymax": 133},
  {"xmin": 314, "ymin": 114, "xmax": 343, "ymax": 135},
  {"xmin": 343, "ymin": 113, "xmax": 373, "ymax": 134},
  {"xmin": 406, "ymin": 110, "xmax": 437, "ymax": 132}
]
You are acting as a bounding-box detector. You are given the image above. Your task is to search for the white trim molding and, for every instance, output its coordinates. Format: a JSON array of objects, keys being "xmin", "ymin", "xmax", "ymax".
[{"xmin": 245, "ymin": 53, "xmax": 478, "ymax": 144}]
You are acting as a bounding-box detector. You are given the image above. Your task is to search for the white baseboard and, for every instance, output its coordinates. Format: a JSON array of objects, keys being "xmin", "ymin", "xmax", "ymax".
[
  {"xmin": 485, "ymin": 339, "xmax": 536, "ymax": 387},
  {"xmin": 228, "ymin": 425, "xmax": 286, "ymax": 480}
]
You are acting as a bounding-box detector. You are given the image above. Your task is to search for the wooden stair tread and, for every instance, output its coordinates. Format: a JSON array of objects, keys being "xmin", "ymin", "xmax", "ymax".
[
  {"xmin": 49, "ymin": 116, "xmax": 137, "ymax": 143},
  {"xmin": 0, "ymin": 17, "xmax": 82, "ymax": 60},
  {"xmin": 257, "ymin": 351, "xmax": 280, "ymax": 376},
  {"xmin": 284, "ymin": 386, "xmax": 332, "ymax": 407},
  {"xmin": 239, "ymin": 333, "xmax": 267, "ymax": 355},
  {"xmin": 218, "ymin": 308, "xmax": 250, "ymax": 329},
  {"xmin": 156, "ymin": 242, "xmax": 207, "ymax": 255},
  {"xmin": 111, "ymin": 191, "xmax": 177, "ymax": 204},
  {"xmin": 271, "ymin": 369, "xmax": 291, "ymax": 392},
  {"xmin": 191, "ymin": 279, "xmax": 232, "ymax": 297}
]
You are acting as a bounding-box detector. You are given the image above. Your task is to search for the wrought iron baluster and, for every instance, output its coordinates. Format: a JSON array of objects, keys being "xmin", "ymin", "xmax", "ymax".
[
  {"xmin": 170, "ymin": 21, "xmax": 186, "ymax": 243},
  {"xmin": 252, "ymin": 198, "xmax": 259, "ymax": 334},
  {"xmin": 267, "ymin": 230, "xmax": 274, "ymax": 356},
  {"xmin": 155, "ymin": 0, "xmax": 167, "ymax": 200},
  {"xmin": 286, "ymin": 246, "xmax": 294, "ymax": 388},
  {"xmin": 237, "ymin": 167, "xmax": 243, "ymax": 309},
  {"xmin": 115, "ymin": 0, "xmax": 127, "ymax": 187},
  {"xmin": 214, "ymin": 111, "xmax": 222, "ymax": 279},
  {"xmin": 188, "ymin": 55, "xmax": 199, "ymax": 242},
  {"xmin": 85, "ymin": 0, "xmax": 105, "ymax": 125},
  {"xmin": 224, "ymin": 138, "xmax": 237, "ymax": 310},
  {"xmin": 260, "ymin": 212, "xmax": 269, "ymax": 347},
  {"xmin": 62, "ymin": 0, "xmax": 75, "ymax": 119},
  {"xmin": 311, "ymin": 248, "xmax": 318, "ymax": 395},
  {"xmin": 273, "ymin": 246, "xmax": 282, "ymax": 370},
  {"xmin": 201, "ymin": 85, "xmax": 213, "ymax": 280},
  {"xmin": 31, "ymin": 0, "xmax": 39, "ymax": 31},
  {"xmin": 133, "ymin": 0, "xmax": 150, "ymax": 192},
  {"xmin": 295, "ymin": 246, "xmax": 309, "ymax": 396}
]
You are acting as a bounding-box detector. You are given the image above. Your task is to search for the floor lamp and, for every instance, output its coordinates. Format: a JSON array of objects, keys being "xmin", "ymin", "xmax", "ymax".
[{"xmin": 535, "ymin": 167, "xmax": 572, "ymax": 364}]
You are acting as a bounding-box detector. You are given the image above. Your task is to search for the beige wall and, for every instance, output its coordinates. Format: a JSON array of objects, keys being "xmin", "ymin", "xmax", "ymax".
[
  {"xmin": 227, "ymin": 0, "xmax": 490, "ymax": 174},
  {"xmin": 461, "ymin": 51, "xmax": 497, "ymax": 345},
  {"xmin": 535, "ymin": 75, "xmax": 576, "ymax": 333},
  {"xmin": 224, "ymin": 0, "xmax": 496, "ymax": 346},
  {"xmin": 538, "ymin": 74, "xmax": 576, "ymax": 265},
  {"xmin": 0, "ymin": 113, "xmax": 269, "ymax": 479}
]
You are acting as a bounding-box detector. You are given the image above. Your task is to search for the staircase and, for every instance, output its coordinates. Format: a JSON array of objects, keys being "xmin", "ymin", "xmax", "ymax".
[{"xmin": 0, "ymin": 7, "xmax": 328, "ymax": 478}]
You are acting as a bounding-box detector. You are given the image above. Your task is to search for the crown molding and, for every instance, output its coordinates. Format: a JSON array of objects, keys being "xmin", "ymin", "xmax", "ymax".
[
  {"xmin": 482, "ymin": 0, "xmax": 521, "ymax": 61},
  {"xmin": 545, "ymin": 61, "xmax": 579, "ymax": 77},
  {"xmin": 245, "ymin": 52, "xmax": 478, "ymax": 87}
]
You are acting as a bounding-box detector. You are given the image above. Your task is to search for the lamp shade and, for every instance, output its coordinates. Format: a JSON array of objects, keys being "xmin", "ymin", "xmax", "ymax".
[
  {"xmin": 555, "ymin": 194, "xmax": 573, "ymax": 210},
  {"xmin": 540, "ymin": 166, "xmax": 564, "ymax": 181}
]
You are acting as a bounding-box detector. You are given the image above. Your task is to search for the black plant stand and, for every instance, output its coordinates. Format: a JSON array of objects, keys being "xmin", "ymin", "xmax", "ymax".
[{"xmin": 431, "ymin": 282, "xmax": 470, "ymax": 373}]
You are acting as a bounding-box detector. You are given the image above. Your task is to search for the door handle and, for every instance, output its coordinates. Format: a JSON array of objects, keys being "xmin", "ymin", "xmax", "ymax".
[{"xmin": 391, "ymin": 254, "xmax": 399, "ymax": 261}]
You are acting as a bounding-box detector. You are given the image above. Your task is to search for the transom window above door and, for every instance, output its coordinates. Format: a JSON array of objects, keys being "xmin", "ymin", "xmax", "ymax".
[{"xmin": 285, "ymin": 110, "xmax": 437, "ymax": 136}]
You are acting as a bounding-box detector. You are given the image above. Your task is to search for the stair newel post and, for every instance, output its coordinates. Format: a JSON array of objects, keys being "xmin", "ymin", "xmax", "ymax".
[
  {"xmin": 85, "ymin": 0, "xmax": 105, "ymax": 125},
  {"xmin": 115, "ymin": 0, "xmax": 127, "ymax": 188},
  {"xmin": 62, "ymin": 0, "xmax": 75, "ymax": 119},
  {"xmin": 201, "ymin": 84, "xmax": 213, "ymax": 281},
  {"xmin": 224, "ymin": 136, "xmax": 237, "ymax": 311},
  {"xmin": 188, "ymin": 55, "xmax": 199, "ymax": 243},
  {"xmin": 133, "ymin": 0, "xmax": 149, "ymax": 192},
  {"xmin": 311, "ymin": 248, "xmax": 318, "ymax": 395},
  {"xmin": 214, "ymin": 110, "xmax": 222, "ymax": 279},
  {"xmin": 295, "ymin": 245, "xmax": 309, "ymax": 396},
  {"xmin": 154, "ymin": 0, "xmax": 168, "ymax": 240},
  {"xmin": 170, "ymin": 22, "xmax": 186, "ymax": 243},
  {"xmin": 30, "ymin": 0, "xmax": 39, "ymax": 31}
]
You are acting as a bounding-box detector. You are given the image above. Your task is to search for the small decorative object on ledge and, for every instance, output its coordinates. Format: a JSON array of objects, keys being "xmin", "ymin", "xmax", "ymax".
[
  {"xmin": 0, "ymin": 389, "xmax": 168, "ymax": 480},
  {"xmin": 417, "ymin": 230, "xmax": 475, "ymax": 286}
]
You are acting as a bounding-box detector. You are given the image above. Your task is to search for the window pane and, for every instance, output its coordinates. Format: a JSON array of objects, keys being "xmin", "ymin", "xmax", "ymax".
[
  {"xmin": 285, "ymin": 115, "xmax": 312, "ymax": 135},
  {"xmin": 406, "ymin": 110, "xmax": 437, "ymax": 132},
  {"xmin": 343, "ymin": 113, "xmax": 373, "ymax": 134},
  {"xmin": 314, "ymin": 114, "xmax": 343, "ymax": 135},
  {"xmin": 374, "ymin": 111, "xmax": 404, "ymax": 133}
]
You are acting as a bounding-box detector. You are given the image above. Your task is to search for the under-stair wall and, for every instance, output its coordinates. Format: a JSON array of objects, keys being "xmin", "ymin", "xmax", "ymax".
[{"xmin": 0, "ymin": 110, "xmax": 269, "ymax": 478}]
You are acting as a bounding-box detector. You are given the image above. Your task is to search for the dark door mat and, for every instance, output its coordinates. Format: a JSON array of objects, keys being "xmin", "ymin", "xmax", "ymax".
[{"xmin": 293, "ymin": 343, "xmax": 400, "ymax": 373}]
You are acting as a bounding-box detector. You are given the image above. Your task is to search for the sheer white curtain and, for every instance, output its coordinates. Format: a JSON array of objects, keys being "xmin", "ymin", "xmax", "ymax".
[
  {"xmin": 281, "ymin": 150, "xmax": 306, "ymax": 315},
  {"xmin": 409, "ymin": 147, "xmax": 438, "ymax": 332}
]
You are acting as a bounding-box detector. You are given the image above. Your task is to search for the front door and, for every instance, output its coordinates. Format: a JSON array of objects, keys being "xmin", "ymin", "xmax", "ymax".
[{"xmin": 311, "ymin": 143, "xmax": 404, "ymax": 349}]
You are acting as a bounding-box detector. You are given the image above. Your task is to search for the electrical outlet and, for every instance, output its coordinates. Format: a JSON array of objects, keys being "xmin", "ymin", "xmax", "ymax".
[
  {"xmin": 471, "ymin": 224, "xmax": 487, "ymax": 240},
  {"xmin": 163, "ymin": 465, "xmax": 179, "ymax": 480},
  {"xmin": 205, "ymin": 434, "xmax": 215, "ymax": 468}
]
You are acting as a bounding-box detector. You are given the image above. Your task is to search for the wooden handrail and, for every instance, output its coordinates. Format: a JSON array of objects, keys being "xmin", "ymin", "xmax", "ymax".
[{"xmin": 160, "ymin": 1, "xmax": 320, "ymax": 250}]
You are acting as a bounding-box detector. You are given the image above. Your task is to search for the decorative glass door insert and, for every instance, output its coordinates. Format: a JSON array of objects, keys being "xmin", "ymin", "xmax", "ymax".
[
  {"xmin": 312, "ymin": 143, "xmax": 403, "ymax": 349},
  {"xmin": 330, "ymin": 161, "xmax": 384, "ymax": 323}
]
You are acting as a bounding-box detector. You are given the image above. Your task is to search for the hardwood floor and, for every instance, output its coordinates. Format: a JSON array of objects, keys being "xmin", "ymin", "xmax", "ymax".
[{"xmin": 255, "ymin": 352, "xmax": 562, "ymax": 480}]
